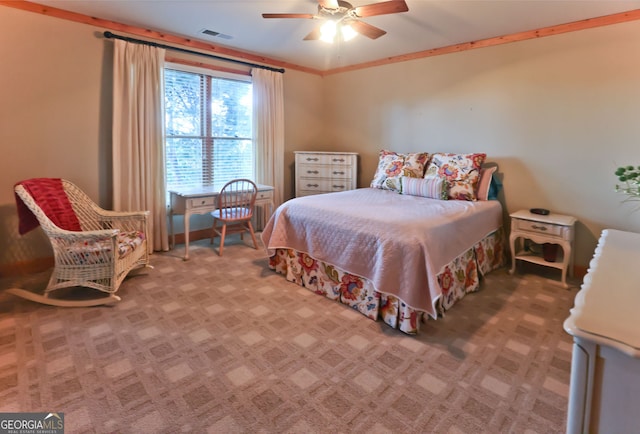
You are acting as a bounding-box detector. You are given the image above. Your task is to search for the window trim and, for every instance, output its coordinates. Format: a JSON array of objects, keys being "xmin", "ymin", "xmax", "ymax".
[{"xmin": 165, "ymin": 62, "xmax": 251, "ymax": 83}]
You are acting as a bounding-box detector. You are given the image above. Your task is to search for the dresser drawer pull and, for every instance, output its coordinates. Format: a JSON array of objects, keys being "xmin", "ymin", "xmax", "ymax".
[
  {"xmin": 531, "ymin": 225, "xmax": 548, "ymax": 231},
  {"xmin": 333, "ymin": 171, "xmax": 345, "ymax": 175},
  {"xmin": 306, "ymin": 183, "xmax": 319, "ymax": 188},
  {"xmin": 306, "ymin": 157, "xmax": 319, "ymax": 161},
  {"xmin": 332, "ymin": 158, "xmax": 345, "ymax": 162},
  {"xmin": 306, "ymin": 170, "xmax": 319, "ymax": 174},
  {"xmin": 333, "ymin": 185, "xmax": 345, "ymax": 189}
]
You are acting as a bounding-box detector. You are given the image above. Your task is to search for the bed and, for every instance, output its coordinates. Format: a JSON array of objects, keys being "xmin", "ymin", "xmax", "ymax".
[{"xmin": 260, "ymin": 186, "xmax": 505, "ymax": 335}]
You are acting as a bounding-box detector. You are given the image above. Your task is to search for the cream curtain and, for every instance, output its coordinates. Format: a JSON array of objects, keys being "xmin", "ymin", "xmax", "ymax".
[
  {"xmin": 112, "ymin": 39, "xmax": 169, "ymax": 252},
  {"xmin": 252, "ymin": 68, "xmax": 285, "ymax": 208}
]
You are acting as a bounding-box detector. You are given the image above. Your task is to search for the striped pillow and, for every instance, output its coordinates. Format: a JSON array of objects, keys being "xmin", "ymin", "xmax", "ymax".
[{"xmin": 401, "ymin": 176, "xmax": 448, "ymax": 200}]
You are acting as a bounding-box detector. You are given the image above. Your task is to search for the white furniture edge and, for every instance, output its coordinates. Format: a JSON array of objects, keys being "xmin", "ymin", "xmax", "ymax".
[{"xmin": 563, "ymin": 229, "xmax": 640, "ymax": 357}]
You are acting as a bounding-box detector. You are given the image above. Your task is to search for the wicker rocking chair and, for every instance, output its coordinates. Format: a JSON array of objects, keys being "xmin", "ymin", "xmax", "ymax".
[{"xmin": 9, "ymin": 178, "xmax": 151, "ymax": 307}]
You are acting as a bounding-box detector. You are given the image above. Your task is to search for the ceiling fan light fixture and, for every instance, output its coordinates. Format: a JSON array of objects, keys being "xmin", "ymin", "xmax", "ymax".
[
  {"xmin": 319, "ymin": 20, "xmax": 357, "ymax": 43},
  {"xmin": 320, "ymin": 20, "xmax": 337, "ymax": 43},
  {"xmin": 341, "ymin": 23, "xmax": 358, "ymax": 41},
  {"xmin": 263, "ymin": 0, "xmax": 408, "ymax": 42}
]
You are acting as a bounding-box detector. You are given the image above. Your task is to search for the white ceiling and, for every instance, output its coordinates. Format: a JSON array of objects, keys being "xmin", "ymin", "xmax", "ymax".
[{"xmin": 33, "ymin": 0, "xmax": 640, "ymax": 71}]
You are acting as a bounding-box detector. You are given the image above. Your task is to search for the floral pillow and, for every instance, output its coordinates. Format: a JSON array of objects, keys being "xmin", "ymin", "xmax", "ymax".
[
  {"xmin": 401, "ymin": 176, "xmax": 448, "ymax": 200},
  {"xmin": 424, "ymin": 152, "xmax": 486, "ymax": 200},
  {"xmin": 370, "ymin": 150, "xmax": 429, "ymax": 192}
]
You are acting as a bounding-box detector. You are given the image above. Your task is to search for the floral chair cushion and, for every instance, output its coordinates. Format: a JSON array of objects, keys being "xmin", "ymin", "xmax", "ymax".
[
  {"xmin": 424, "ymin": 152, "xmax": 486, "ymax": 200},
  {"xmin": 66, "ymin": 231, "xmax": 146, "ymax": 265},
  {"xmin": 370, "ymin": 150, "xmax": 430, "ymax": 192}
]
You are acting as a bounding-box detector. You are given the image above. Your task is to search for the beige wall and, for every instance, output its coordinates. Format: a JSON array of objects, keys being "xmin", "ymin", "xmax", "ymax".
[
  {"xmin": 0, "ymin": 7, "xmax": 324, "ymax": 268},
  {"xmin": 0, "ymin": 7, "xmax": 111, "ymax": 267},
  {"xmin": 322, "ymin": 20, "xmax": 640, "ymax": 267},
  {"xmin": 2, "ymin": 5, "xmax": 640, "ymax": 270}
]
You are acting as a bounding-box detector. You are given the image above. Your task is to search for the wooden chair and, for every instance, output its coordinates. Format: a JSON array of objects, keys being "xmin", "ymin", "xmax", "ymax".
[
  {"xmin": 210, "ymin": 179, "xmax": 258, "ymax": 256},
  {"xmin": 10, "ymin": 178, "xmax": 151, "ymax": 306}
]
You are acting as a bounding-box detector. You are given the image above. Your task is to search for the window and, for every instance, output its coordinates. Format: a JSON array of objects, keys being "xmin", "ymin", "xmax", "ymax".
[{"xmin": 164, "ymin": 66, "xmax": 253, "ymax": 192}]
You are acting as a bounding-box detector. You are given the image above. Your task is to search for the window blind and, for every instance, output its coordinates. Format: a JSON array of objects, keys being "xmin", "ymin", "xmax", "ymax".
[{"xmin": 164, "ymin": 68, "xmax": 253, "ymax": 192}]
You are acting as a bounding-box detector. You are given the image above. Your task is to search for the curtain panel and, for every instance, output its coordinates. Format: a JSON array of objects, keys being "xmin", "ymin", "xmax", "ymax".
[
  {"xmin": 252, "ymin": 68, "xmax": 285, "ymax": 208},
  {"xmin": 112, "ymin": 40, "xmax": 169, "ymax": 252}
]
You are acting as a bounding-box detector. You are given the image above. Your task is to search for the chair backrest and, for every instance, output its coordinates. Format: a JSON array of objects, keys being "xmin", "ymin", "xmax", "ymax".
[
  {"xmin": 15, "ymin": 178, "xmax": 103, "ymax": 235},
  {"xmin": 57, "ymin": 179, "xmax": 105, "ymax": 230},
  {"xmin": 217, "ymin": 179, "xmax": 258, "ymax": 221}
]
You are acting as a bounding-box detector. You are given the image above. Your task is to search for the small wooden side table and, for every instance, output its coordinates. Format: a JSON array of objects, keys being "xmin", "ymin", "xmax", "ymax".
[{"xmin": 509, "ymin": 209, "xmax": 576, "ymax": 288}]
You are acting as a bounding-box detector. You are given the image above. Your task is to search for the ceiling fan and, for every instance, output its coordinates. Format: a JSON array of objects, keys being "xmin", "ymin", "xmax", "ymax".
[{"xmin": 262, "ymin": 0, "xmax": 409, "ymax": 42}]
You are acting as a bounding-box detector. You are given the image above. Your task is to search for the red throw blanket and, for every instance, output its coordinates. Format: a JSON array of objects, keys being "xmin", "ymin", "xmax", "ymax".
[{"xmin": 15, "ymin": 178, "xmax": 82, "ymax": 235}]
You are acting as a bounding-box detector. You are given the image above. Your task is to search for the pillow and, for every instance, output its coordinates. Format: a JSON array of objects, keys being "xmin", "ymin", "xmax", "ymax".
[
  {"xmin": 476, "ymin": 166, "xmax": 497, "ymax": 201},
  {"xmin": 370, "ymin": 150, "xmax": 429, "ymax": 192},
  {"xmin": 424, "ymin": 152, "xmax": 486, "ymax": 200},
  {"xmin": 488, "ymin": 175, "xmax": 503, "ymax": 200},
  {"xmin": 401, "ymin": 176, "xmax": 448, "ymax": 200}
]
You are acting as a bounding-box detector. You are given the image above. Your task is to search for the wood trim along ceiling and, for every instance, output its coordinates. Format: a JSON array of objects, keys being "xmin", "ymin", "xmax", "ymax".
[
  {"xmin": 326, "ymin": 8, "xmax": 640, "ymax": 75},
  {"xmin": 0, "ymin": 0, "xmax": 319, "ymax": 75},
  {"xmin": 2, "ymin": 0, "xmax": 640, "ymax": 76}
]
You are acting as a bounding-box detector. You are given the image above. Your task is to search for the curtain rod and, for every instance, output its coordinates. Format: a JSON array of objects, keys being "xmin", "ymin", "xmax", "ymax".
[{"xmin": 103, "ymin": 31, "xmax": 285, "ymax": 74}]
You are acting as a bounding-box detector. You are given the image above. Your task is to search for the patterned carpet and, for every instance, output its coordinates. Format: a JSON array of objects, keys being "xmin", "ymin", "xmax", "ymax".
[{"xmin": 0, "ymin": 236, "xmax": 578, "ymax": 433}]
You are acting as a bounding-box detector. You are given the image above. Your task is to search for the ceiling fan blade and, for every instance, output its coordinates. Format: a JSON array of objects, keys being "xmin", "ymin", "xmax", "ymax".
[
  {"xmin": 262, "ymin": 13, "xmax": 316, "ymax": 19},
  {"xmin": 354, "ymin": 1, "xmax": 409, "ymax": 18},
  {"xmin": 349, "ymin": 20, "xmax": 387, "ymax": 39},
  {"xmin": 303, "ymin": 26, "xmax": 322, "ymax": 41},
  {"xmin": 318, "ymin": 0, "xmax": 340, "ymax": 9}
]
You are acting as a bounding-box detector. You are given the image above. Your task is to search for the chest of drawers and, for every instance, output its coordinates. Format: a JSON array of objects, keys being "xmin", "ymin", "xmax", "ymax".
[{"xmin": 295, "ymin": 151, "xmax": 358, "ymax": 197}]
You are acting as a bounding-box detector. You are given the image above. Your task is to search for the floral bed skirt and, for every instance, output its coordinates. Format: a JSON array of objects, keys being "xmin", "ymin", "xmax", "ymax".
[{"xmin": 267, "ymin": 228, "xmax": 505, "ymax": 334}]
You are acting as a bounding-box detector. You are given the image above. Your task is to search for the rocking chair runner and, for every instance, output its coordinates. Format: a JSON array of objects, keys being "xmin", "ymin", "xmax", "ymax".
[
  {"xmin": 9, "ymin": 178, "xmax": 151, "ymax": 306},
  {"xmin": 211, "ymin": 179, "xmax": 259, "ymax": 256}
]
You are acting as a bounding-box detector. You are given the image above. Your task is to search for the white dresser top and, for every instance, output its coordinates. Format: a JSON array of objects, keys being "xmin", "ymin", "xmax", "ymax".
[{"xmin": 564, "ymin": 229, "xmax": 640, "ymax": 357}]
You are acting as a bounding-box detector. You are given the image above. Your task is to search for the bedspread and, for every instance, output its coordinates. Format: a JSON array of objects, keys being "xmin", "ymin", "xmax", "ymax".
[{"xmin": 261, "ymin": 188, "xmax": 503, "ymax": 317}]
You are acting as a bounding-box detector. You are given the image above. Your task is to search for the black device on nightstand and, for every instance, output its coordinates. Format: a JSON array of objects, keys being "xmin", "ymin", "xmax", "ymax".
[{"xmin": 530, "ymin": 208, "xmax": 550, "ymax": 216}]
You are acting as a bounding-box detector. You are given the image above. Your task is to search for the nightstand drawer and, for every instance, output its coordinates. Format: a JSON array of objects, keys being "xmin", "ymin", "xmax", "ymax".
[
  {"xmin": 514, "ymin": 218, "xmax": 565, "ymax": 237},
  {"xmin": 188, "ymin": 196, "xmax": 215, "ymax": 208}
]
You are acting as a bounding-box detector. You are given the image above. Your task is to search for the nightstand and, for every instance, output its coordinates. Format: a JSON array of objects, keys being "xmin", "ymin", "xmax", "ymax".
[{"xmin": 509, "ymin": 209, "xmax": 577, "ymax": 288}]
